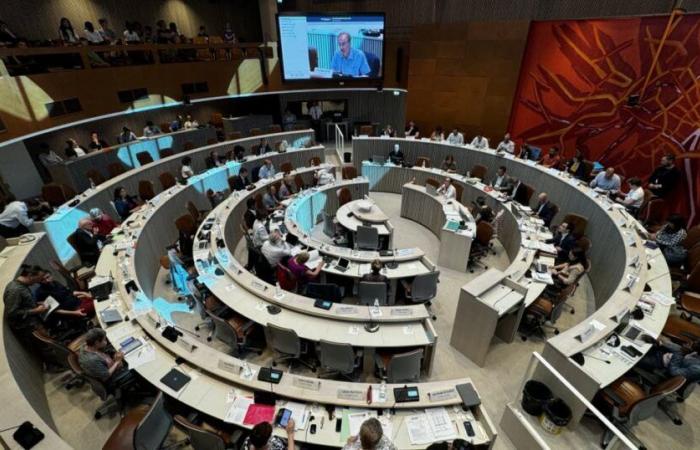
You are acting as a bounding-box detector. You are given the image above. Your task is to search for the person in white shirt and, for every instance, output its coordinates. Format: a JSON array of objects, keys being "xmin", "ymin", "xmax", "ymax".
[
  {"xmin": 496, "ymin": 133, "xmax": 515, "ymax": 154},
  {"xmin": 315, "ymin": 167, "xmax": 335, "ymax": 186},
  {"xmin": 258, "ymin": 159, "xmax": 276, "ymax": 179},
  {"xmin": 118, "ymin": 127, "xmax": 137, "ymax": 144},
  {"xmin": 183, "ymin": 115, "xmax": 198, "ymax": 129},
  {"xmin": 309, "ymin": 102, "xmax": 323, "ymax": 120},
  {"xmin": 0, "ymin": 196, "xmax": 33, "ymax": 238},
  {"xmin": 261, "ymin": 230, "xmax": 291, "ymax": 267},
  {"xmin": 83, "ymin": 21, "xmax": 105, "ymax": 44},
  {"xmin": 251, "ymin": 210, "xmax": 269, "ymax": 248},
  {"xmin": 143, "ymin": 121, "xmax": 161, "ymax": 137},
  {"xmin": 123, "ymin": 22, "xmax": 140, "ymax": 43},
  {"xmin": 430, "ymin": 126, "xmax": 445, "ymax": 141},
  {"xmin": 437, "ymin": 178, "xmax": 457, "ymax": 200},
  {"xmin": 615, "ymin": 177, "xmax": 645, "ymax": 213},
  {"xmin": 180, "ymin": 156, "xmax": 194, "ymax": 179},
  {"xmin": 64, "ymin": 139, "xmax": 87, "ymax": 158},
  {"xmin": 470, "ymin": 133, "xmax": 489, "ymax": 150},
  {"xmin": 447, "ymin": 129, "xmax": 464, "ymax": 145}
]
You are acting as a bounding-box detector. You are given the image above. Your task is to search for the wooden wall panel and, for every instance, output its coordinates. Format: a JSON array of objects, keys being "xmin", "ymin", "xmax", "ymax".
[{"xmin": 1, "ymin": 0, "xmax": 262, "ymax": 43}]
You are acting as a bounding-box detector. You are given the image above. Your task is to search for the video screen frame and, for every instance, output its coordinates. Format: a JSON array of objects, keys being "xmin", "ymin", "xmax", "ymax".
[{"xmin": 275, "ymin": 11, "xmax": 386, "ymax": 83}]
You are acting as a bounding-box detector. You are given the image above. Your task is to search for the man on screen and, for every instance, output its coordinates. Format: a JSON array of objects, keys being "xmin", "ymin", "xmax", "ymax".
[{"xmin": 331, "ymin": 32, "xmax": 370, "ymax": 77}]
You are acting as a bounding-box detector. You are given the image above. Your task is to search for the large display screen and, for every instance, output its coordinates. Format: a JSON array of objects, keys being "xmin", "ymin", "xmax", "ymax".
[{"xmin": 277, "ymin": 13, "xmax": 385, "ymax": 81}]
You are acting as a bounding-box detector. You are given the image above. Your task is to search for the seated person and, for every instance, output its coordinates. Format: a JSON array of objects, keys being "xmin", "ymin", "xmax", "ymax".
[
  {"xmin": 142, "ymin": 120, "xmax": 161, "ymax": 137},
  {"xmin": 278, "ymin": 176, "xmax": 294, "ymax": 200},
  {"xmin": 113, "ymin": 186, "xmax": 139, "ymax": 220},
  {"xmin": 262, "ymin": 185, "xmax": 283, "ymax": 212},
  {"xmin": 382, "ymin": 124, "xmax": 395, "ymax": 137},
  {"xmin": 491, "ymin": 166, "xmax": 511, "ymax": 192},
  {"xmin": 446, "ymin": 128, "xmax": 464, "ymax": 145},
  {"xmin": 261, "ymin": 230, "xmax": 291, "ymax": 267},
  {"xmin": 89, "ymin": 208, "xmax": 117, "ymax": 237},
  {"xmin": 4, "ymin": 265, "xmax": 51, "ymax": 344},
  {"xmin": 430, "ymin": 126, "xmax": 445, "ymax": 141},
  {"xmin": 388, "ymin": 144, "xmax": 404, "ymax": 165},
  {"xmin": 64, "ymin": 138, "xmax": 87, "ymax": 158},
  {"xmin": 563, "ymin": 149, "xmax": 586, "ymax": 179},
  {"xmin": 0, "ymin": 194, "xmax": 34, "ymax": 238},
  {"xmin": 259, "ymin": 159, "xmax": 276, "ymax": 179},
  {"xmin": 496, "ymin": 133, "xmax": 515, "ymax": 154},
  {"xmin": 170, "ymin": 115, "xmax": 183, "ymax": 132},
  {"xmin": 470, "ymin": 133, "xmax": 489, "ymax": 150},
  {"xmin": 649, "ymin": 214, "xmax": 688, "ymax": 266},
  {"xmin": 437, "ymin": 177, "xmax": 457, "ymax": 200},
  {"xmin": 78, "ymin": 328, "xmax": 136, "ymax": 392},
  {"xmin": 315, "ymin": 166, "xmax": 335, "ymax": 186},
  {"xmin": 254, "ymin": 138, "xmax": 272, "ymax": 156},
  {"xmin": 544, "ymin": 247, "xmax": 588, "ymax": 297},
  {"xmin": 118, "ymin": 126, "xmax": 137, "ymax": 144},
  {"xmin": 331, "ymin": 32, "xmax": 370, "ymax": 77},
  {"xmin": 404, "ymin": 120, "xmax": 419, "ymax": 137},
  {"xmin": 546, "ymin": 222, "xmax": 576, "ymax": 262},
  {"xmin": 287, "ymin": 252, "xmax": 324, "ymax": 291},
  {"xmin": 613, "ymin": 177, "xmax": 645, "ymax": 214},
  {"xmin": 475, "ymin": 205, "xmax": 494, "ymax": 224},
  {"xmin": 342, "ymin": 417, "xmax": 397, "ymax": 450},
  {"xmin": 589, "ymin": 167, "xmax": 621, "ymax": 192},
  {"xmin": 361, "ymin": 259, "xmax": 389, "ymax": 288},
  {"xmin": 440, "ymin": 155, "xmax": 457, "ymax": 173},
  {"xmin": 69, "ymin": 218, "xmax": 104, "ymax": 266},
  {"xmin": 232, "ymin": 167, "xmax": 252, "ymax": 191},
  {"xmin": 533, "ymin": 193, "xmax": 555, "ymax": 227},
  {"xmin": 35, "ymin": 268, "xmax": 94, "ymax": 314},
  {"xmin": 637, "ymin": 336, "xmax": 700, "ymax": 385},
  {"xmin": 205, "ymin": 150, "xmax": 223, "ymax": 169},
  {"xmin": 180, "ymin": 156, "xmax": 194, "ymax": 179},
  {"xmin": 540, "ymin": 147, "xmax": 561, "ymax": 168},
  {"xmin": 242, "ymin": 420, "xmax": 295, "ymax": 450},
  {"xmin": 232, "ymin": 144, "xmax": 246, "ymax": 161},
  {"xmin": 25, "ymin": 197, "xmax": 53, "ymax": 221},
  {"xmin": 88, "ymin": 131, "xmax": 108, "ymax": 151},
  {"xmin": 183, "ymin": 114, "xmax": 198, "ymax": 129}
]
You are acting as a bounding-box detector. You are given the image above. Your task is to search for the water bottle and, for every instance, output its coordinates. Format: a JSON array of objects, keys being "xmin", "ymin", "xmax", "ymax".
[
  {"xmin": 373, "ymin": 298, "xmax": 380, "ymax": 315},
  {"xmin": 379, "ymin": 380, "xmax": 387, "ymax": 401},
  {"xmin": 275, "ymin": 282, "xmax": 282, "ymax": 297},
  {"xmin": 89, "ymin": 178, "xmax": 95, "ymax": 189},
  {"xmin": 242, "ymin": 361, "xmax": 252, "ymax": 377}
]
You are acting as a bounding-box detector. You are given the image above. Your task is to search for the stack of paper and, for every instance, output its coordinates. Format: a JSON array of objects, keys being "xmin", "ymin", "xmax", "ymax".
[
  {"xmin": 406, "ymin": 408, "xmax": 458, "ymax": 445},
  {"xmin": 224, "ymin": 396, "xmax": 253, "ymax": 424}
]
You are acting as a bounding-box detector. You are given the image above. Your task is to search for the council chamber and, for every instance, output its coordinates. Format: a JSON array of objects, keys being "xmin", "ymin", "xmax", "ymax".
[{"xmin": 0, "ymin": 1, "xmax": 698, "ymax": 449}]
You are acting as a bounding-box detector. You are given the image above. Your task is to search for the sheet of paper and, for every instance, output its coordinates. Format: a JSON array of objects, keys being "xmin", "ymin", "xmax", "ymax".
[
  {"xmin": 426, "ymin": 407, "xmax": 457, "ymax": 441},
  {"xmin": 42, "ymin": 296, "xmax": 61, "ymax": 321},
  {"xmin": 125, "ymin": 342, "xmax": 155, "ymax": 369},
  {"xmin": 406, "ymin": 413, "xmax": 434, "ymax": 445},
  {"xmin": 224, "ymin": 396, "xmax": 254, "ymax": 424}
]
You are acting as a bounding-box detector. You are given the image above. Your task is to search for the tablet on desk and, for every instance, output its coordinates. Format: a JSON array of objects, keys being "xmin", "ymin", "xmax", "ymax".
[
  {"xmin": 335, "ymin": 258, "xmax": 350, "ymax": 272},
  {"xmin": 160, "ymin": 368, "xmax": 191, "ymax": 392}
]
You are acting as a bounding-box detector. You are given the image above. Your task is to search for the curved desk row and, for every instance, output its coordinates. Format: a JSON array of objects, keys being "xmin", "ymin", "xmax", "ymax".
[
  {"xmin": 353, "ymin": 138, "xmax": 673, "ymax": 426},
  {"xmin": 39, "ymin": 129, "xmax": 317, "ymax": 263}
]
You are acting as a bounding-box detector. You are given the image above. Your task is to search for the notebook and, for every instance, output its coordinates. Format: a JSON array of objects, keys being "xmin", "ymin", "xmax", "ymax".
[
  {"xmin": 99, "ymin": 308, "xmax": 123, "ymax": 325},
  {"xmin": 160, "ymin": 368, "xmax": 191, "ymax": 392}
]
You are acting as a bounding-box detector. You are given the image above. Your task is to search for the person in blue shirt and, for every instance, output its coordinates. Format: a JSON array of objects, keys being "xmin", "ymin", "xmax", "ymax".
[{"xmin": 330, "ymin": 32, "xmax": 370, "ymax": 77}]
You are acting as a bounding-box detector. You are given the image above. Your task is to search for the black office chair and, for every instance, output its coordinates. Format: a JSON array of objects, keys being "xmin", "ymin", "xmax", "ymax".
[
  {"xmin": 265, "ymin": 323, "xmax": 316, "ymax": 372},
  {"xmin": 317, "ymin": 339, "xmax": 362, "ymax": 381},
  {"xmin": 363, "ymin": 51, "xmax": 381, "ymax": 78},
  {"xmin": 359, "ymin": 281, "xmax": 388, "ymax": 306},
  {"xmin": 174, "ymin": 414, "xmax": 241, "ymax": 449},
  {"xmin": 375, "ymin": 348, "xmax": 423, "ymax": 383},
  {"xmin": 356, "ymin": 225, "xmax": 379, "ymax": 250},
  {"xmin": 133, "ymin": 392, "xmax": 174, "ymax": 450},
  {"xmin": 404, "ymin": 272, "xmax": 439, "ymax": 320},
  {"xmin": 306, "ymin": 283, "xmax": 344, "ymax": 302},
  {"xmin": 206, "ymin": 310, "xmax": 263, "ymax": 358}
]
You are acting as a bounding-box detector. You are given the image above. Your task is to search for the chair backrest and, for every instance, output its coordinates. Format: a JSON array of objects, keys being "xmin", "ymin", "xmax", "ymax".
[
  {"xmin": 251, "ymin": 166, "xmax": 261, "ymax": 182},
  {"xmin": 159, "ymin": 148, "xmax": 174, "ymax": 158},
  {"xmin": 424, "ymin": 178, "xmax": 440, "ymax": 189},
  {"xmin": 227, "ymin": 131, "xmax": 242, "ymax": 141},
  {"xmin": 476, "ymin": 221, "xmax": 494, "ymax": 246},
  {"xmin": 159, "ymin": 255, "xmax": 171, "ymax": 270},
  {"xmin": 50, "ymin": 259, "xmax": 81, "ymax": 291},
  {"xmin": 136, "ymin": 152, "xmax": 153, "ymax": 166},
  {"xmin": 309, "ymin": 156, "xmax": 322, "ymax": 166},
  {"xmin": 186, "ymin": 201, "xmax": 201, "ymax": 222},
  {"xmin": 562, "ymin": 213, "xmax": 588, "ymax": 237},
  {"xmin": 306, "ymin": 283, "xmax": 343, "ymax": 302},
  {"xmin": 138, "ymin": 180, "xmax": 155, "ymax": 201},
  {"xmin": 523, "ymin": 183, "xmax": 535, "ymax": 204},
  {"xmin": 387, "ymin": 348, "xmax": 423, "ymax": 383},
  {"xmin": 173, "ymin": 415, "xmax": 226, "ymax": 450},
  {"xmin": 308, "ymin": 47, "xmax": 318, "ymax": 71},
  {"xmin": 67, "ymin": 351, "xmax": 83, "ymax": 375},
  {"xmin": 183, "ymin": 142, "xmax": 195, "ymax": 151},
  {"xmin": 249, "ymin": 128, "xmax": 262, "ymax": 136},
  {"xmin": 294, "ymin": 174, "xmax": 305, "ymax": 190},
  {"xmin": 470, "ymin": 164, "xmax": 487, "ymax": 180},
  {"xmin": 267, "ymin": 124, "xmax": 282, "ymax": 134},
  {"xmin": 358, "ymin": 281, "xmax": 388, "ymax": 306},
  {"xmin": 42, "ymin": 183, "xmax": 68, "ymax": 207},
  {"xmin": 359, "ymin": 125, "xmax": 373, "ymax": 136},
  {"xmin": 627, "ymin": 376, "xmax": 686, "ymax": 424},
  {"xmin": 107, "ymin": 162, "xmax": 126, "ymax": 178},
  {"xmin": 32, "ymin": 329, "xmax": 71, "ymax": 369},
  {"xmin": 323, "ymin": 211, "xmax": 335, "ymax": 237},
  {"xmin": 576, "ymin": 236, "xmax": 592, "ymax": 253},
  {"xmin": 409, "ymin": 272, "xmax": 439, "ymax": 302},
  {"xmin": 363, "ymin": 51, "xmax": 381, "ymax": 77},
  {"xmin": 415, "ymin": 156, "xmax": 431, "ymax": 168},
  {"xmin": 206, "ymin": 310, "xmax": 239, "ymax": 349},
  {"xmin": 266, "ymin": 323, "xmax": 301, "ymax": 357},
  {"xmin": 683, "ymin": 225, "xmax": 700, "ymax": 250},
  {"xmin": 356, "ymin": 225, "xmax": 379, "ymax": 250},
  {"xmin": 342, "ymin": 166, "xmax": 358, "ymax": 180},
  {"xmin": 159, "ymin": 172, "xmax": 176, "ymax": 190},
  {"xmin": 175, "ymin": 213, "xmax": 197, "ymax": 235},
  {"xmin": 133, "ymin": 392, "xmax": 172, "ymax": 450},
  {"xmin": 280, "ymin": 162, "xmax": 293, "ymax": 173},
  {"xmin": 160, "ymin": 123, "xmax": 171, "ymax": 133},
  {"xmin": 85, "ymin": 169, "xmax": 106, "ymax": 185},
  {"xmin": 454, "ymin": 184, "xmax": 464, "ymax": 202},
  {"xmin": 210, "ymin": 113, "xmax": 223, "ymax": 129},
  {"xmin": 639, "ymin": 198, "xmax": 667, "ymax": 228},
  {"xmin": 276, "ymin": 264, "xmax": 297, "ymax": 291},
  {"xmin": 319, "ymin": 340, "xmax": 356, "ymax": 374},
  {"xmin": 338, "ymin": 187, "xmax": 352, "ymax": 206}
]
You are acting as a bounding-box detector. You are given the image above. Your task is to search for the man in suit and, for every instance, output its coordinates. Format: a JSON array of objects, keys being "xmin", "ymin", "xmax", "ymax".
[
  {"xmin": 509, "ymin": 177, "xmax": 530, "ymax": 205},
  {"xmin": 547, "ymin": 222, "xmax": 577, "ymax": 262},
  {"xmin": 231, "ymin": 167, "xmax": 252, "ymax": 191},
  {"xmin": 491, "ymin": 166, "xmax": 511, "ymax": 192},
  {"xmin": 533, "ymin": 193, "xmax": 556, "ymax": 227},
  {"xmin": 69, "ymin": 218, "xmax": 104, "ymax": 266}
]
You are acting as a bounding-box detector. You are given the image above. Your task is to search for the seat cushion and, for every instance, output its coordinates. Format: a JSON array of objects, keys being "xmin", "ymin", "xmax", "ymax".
[{"xmin": 102, "ymin": 404, "xmax": 150, "ymax": 450}]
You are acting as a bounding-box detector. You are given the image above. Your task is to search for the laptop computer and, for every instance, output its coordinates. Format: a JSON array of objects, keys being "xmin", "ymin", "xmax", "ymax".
[
  {"xmin": 285, "ymin": 233, "xmax": 299, "ymax": 246},
  {"xmin": 335, "ymin": 258, "xmax": 350, "ymax": 272},
  {"xmin": 160, "ymin": 368, "xmax": 191, "ymax": 392},
  {"xmin": 372, "ymin": 155, "xmax": 385, "ymax": 165},
  {"xmin": 425, "ymin": 184, "xmax": 438, "ymax": 196}
]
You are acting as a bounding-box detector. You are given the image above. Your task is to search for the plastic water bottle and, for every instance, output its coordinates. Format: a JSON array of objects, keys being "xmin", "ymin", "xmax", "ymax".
[
  {"xmin": 379, "ymin": 380, "xmax": 387, "ymax": 401},
  {"xmin": 373, "ymin": 298, "xmax": 380, "ymax": 315},
  {"xmin": 275, "ymin": 282, "xmax": 282, "ymax": 297},
  {"xmin": 242, "ymin": 361, "xmax": 252, "ymax": 377},
  {"xmin": 89, "ymin": 178, "xmax": 95, "ymax": 189}
]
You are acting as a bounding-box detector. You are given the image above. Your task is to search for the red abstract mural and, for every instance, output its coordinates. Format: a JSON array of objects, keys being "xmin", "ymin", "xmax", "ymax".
[{"xmin": 509, "ymin": 13, "xmax": 700, "ymax": 224}]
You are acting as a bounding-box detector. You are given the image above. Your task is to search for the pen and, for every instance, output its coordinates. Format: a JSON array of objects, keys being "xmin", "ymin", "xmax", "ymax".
[{"xmin": 320, "ymin": 417, "xmax": 324, "ymax": 429}]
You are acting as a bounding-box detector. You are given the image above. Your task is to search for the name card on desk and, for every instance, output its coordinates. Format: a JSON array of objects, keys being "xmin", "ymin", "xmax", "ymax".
[
  {"xmin": 390, "ymin": 308, "xmax": 413, "ymax": 317},
  {"xmin": 293, "ymin": 377, "xmax": 321, "ymax": 391},
  {"xmin": 177, "ymin": 336, "xmax": 197, "ymax": 353},
  {"xmin": 428, "ymin": 388, "xmax": 458, "ymax": 402},
  {"xmin": 336, "ymin": 306, "xmax": 358, "ymax": 315},
  {"xmin": 337, "ymin": 388, "xmax": 365, "ymax": 401},
  {"xmin": 218, "ymin": 359, "xmax": 241, "ymax": 374},
  {"xmin": 576, "ymin": 323, "xmax": 596, "ymax": 343}
]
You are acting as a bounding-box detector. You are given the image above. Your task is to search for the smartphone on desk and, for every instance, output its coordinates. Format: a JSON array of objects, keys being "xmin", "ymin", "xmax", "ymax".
[{"xmin": 275, "ymin": 408, "xmax": 292, "ymax": 428}]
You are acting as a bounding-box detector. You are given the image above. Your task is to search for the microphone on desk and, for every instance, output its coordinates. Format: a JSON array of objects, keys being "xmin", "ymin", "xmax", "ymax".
[{"xmin": 583, "ymin": 352, "xmax": 611, "ymax": 364}]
